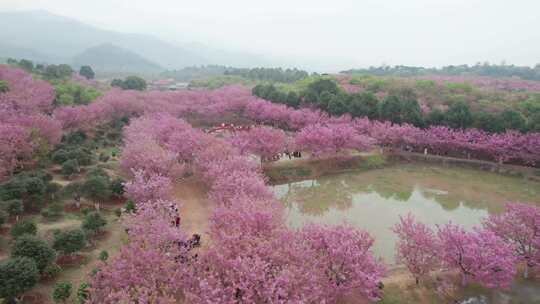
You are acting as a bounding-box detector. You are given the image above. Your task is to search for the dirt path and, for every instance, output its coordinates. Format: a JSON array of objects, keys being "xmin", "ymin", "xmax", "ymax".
[{"xmin": 173, "ymin": 177, "xmax": 212, "ymax": 244}]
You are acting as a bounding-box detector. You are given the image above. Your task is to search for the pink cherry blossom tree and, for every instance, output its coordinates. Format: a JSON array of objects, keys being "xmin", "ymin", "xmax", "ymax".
[
  {"xmin": 483, "ymin": 202, "xmax": 540, "ymax": 278},
  {"xmin": 230, "ymin": 126, "xmax": 288, "ymax": 161},
  {"xmin": 437, "ymin": 223, "xmax": 517, "ymax": 289},
  {"xmin": 124, "ymin": 170, "xmax": 173, "ymax": 204},
  {"xmin": 392, "ymin": 214, "xmax": 440, "ymax": 285}
]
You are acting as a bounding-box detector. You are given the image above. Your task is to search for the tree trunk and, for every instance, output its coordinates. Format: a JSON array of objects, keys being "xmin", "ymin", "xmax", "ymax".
[
  {"xmin": 415, "ymin": 277, "xmax": 419, "ymax": 285},
  {"xmin": 524, "ymin": 265, "xmax": 529, "ymax": 279}
]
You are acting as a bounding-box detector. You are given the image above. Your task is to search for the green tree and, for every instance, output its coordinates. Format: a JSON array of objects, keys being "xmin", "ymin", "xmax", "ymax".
[
  {"xmin": 44, "ymin": 64, "xmax": 73, "ymax": 80},
  {"xmin": 11, "ymin": 235, "xmax": 56, "ymax": 272},
  {"xmin": 379, "ymin": 95, "xmax": 403, "ymax": 123},
  {"xmin": 18, "ymin": 59, "xmax": 34, "ymax": 72},
  {"xmin": 79, "ymin": 65, "xmax": 95, "ymax": 80},
  {"xmin": 306, "ymin": 78, "xmax": 340, "ymax": 96},
  {"xmin": 472, "ymin": 112, "xmax": 504, "ymax": 133},
  {"xmin": 82, "ymin": 175, "xmax": 111, "ymax": 203},
  {"xmin": 0, "ymin": 209, "xmax": 7, "ymax": 226},
  {"xmin": 527, "ymin": 112, "xmax": 540, "ymax": 132},
  {"xmin": 52, "ymin": 149, "xmax": 69, "ymax": 164},
  {"xmin": 61, "ymin": 159, "xmax": 80, "ymax": 178},
  {"xmin": 285, "ymin": 91, "xmax": 300, "ymax": 108},
  {"xmin": 327, "ymin": 93, "xmax": 350, "ymax": 116},
  {"xmin": 445, "ymin": 100, "xmax": 472, "ymax": 129},
  {"xmin": 52, "ymin": 282, "xmax": 72, "ymax": 303},
  {"xmin": 4, "ymin": 199, "xmax": 24, "ymax": 216},
  {"xmin": 53, "ymin": 229, "xmax": 86, "ymax": 255},
  {"xmin": 498, "ymin": 110, "xmax": 526, "ymax": 132},
  {"xmin": 401, "ymin": 99, "xmax": 424, "ymax": 127},
  {"xmin": 426, "ymin": 109, "xmax": 446, "ymax": 126},
  {"xmin": 81, "ymin": 212, "xmax": 107, "ymax": 235},
  {"xmin": 0, "ymin": 257, "xmax": 39, "ymax": 302},
  {"xmin": 348, "ymin": 92, "xmax": 378, "ymax": 119},
  {"xmin": 10, "ymin": 220, "xmax": 37, "ymax": 239},
  {"xmin": 0, "ymin": 174, "xmax": 47, "ymax": 210},
  {"xmin": 63, "ymin": 181, "xmax": 83, "ymax": 208},
  {"xmin": 0, "ymin": 80, "xmax": 9, "ymax": 93},
  {"xmin": 116, "ymin": 76, "xmax": 147, "ymax": 91}
]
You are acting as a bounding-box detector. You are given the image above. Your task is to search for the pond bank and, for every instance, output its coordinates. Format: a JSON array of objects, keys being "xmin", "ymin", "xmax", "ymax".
[{"xmin": 263, "ymin": 151, "xmax": 540, "ymax": 184}]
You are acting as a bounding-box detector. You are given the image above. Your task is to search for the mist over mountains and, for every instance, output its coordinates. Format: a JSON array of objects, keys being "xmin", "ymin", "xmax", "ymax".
[{"xmin": 0, "ymin": 10, "xmax": 277, "ymax": 73}]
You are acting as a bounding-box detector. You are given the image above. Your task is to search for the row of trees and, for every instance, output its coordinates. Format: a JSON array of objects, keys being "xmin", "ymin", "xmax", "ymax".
[
  {"xmin": 225, "ymin": 67, "xmax": 309, "ymax": 83},
  {"xmin": 253, "ymin": 79, "xmax": 540, "ymax": 133},
  {"xmin": 343, "ymin": 62, "xmax": 540, "ymax": 81},
  {"xmin": 5, "ymin": 58, "xmax": 95, "ymax": 81},
  {"xmin": 47, "ymin": 83, "xmax": 540, "ymax": 167},
  {"xmin": 393, "ymin": 202, "xmax": 540, "ymax": 290}
]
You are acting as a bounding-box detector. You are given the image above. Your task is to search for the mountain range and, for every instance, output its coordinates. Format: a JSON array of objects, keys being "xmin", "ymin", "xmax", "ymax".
[{"xmin": 0, "ymin": 10, "xmax": 277, "ymax": 74}]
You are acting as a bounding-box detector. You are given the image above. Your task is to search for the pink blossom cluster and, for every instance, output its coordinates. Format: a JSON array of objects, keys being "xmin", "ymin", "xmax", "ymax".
[
  {"xmin": 0, "ymin": 65, "xmax": 55, "ymax": 114},
  {"xmin": 294, "ymin": 122, "xmax": 375, "ymax": 157},
  {"xmin": 0, "ymin": 66, "xmax": 62, "ymax": 179},
  {"xmin": 229, "ymin": 126, "xmax": 289, "ymax": 159},
  {"xmin": 393, "ymin": 203, "xmax": 540, "ymax": 289}
]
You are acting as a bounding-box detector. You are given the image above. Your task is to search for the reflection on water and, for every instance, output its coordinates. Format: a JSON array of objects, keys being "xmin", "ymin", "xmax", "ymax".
[{"xmin": 272, "ymin": 163, "xmax": 540, "ymax": 264}]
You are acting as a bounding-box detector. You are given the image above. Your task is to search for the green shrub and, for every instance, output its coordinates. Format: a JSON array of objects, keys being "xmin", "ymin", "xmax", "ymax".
[
  {"xmin": 11, "ymin": 235, "xmax": 56, "ymax": 272},
  {"xmin": 10, "ymin": 220, "xmax": 37, "ymax": 239},
  {"xmin": 0, "ymin": 257, "xmax": 39, "ymax": 301},
  {"xmin": 42, "ymin": 262, "xmax": 62, "ymax": 279},
  {"xmin": 0, "ymin": 209, "xmax": 7, "ymax": 226},
  {"xmin": 41, "ymin": 202, "xmax": 64, "ymax": 220},
  {"xmin": 98, "ymin": 250, "xmax": 109, "ymax": 262},
  {"xmin": 52, "ymin": 149, "xmax": 69, "ymax": 164},
  {"xmin": 62, "ymin": 159, "xmax": 80, "ymax": 178},
  {"xmin": 53, "ymin": 229, "xmax": 86, "ymax": 255},
  {"xmin": 47, "ymin": 182, "xmax": 63, "ymax": 200},
  {"xmin": 359, "ymin": 154, "xmax": 387, "ymax": 171},
  {"xmin": 52, "ymin": 281, "xmax": 72, "ymax": 303},
  {"xmin": 80, "ymin": 207, "xmax": 91, "ymax": 216},
  {"xmin": 67, "ymin": 148, "xmax": 93, "ymax": 166},
  {"xmin": 5, "ymin": 199, "xmax": 24, "ymax": 216},
  {"xmin": 110, "ymin": 178, "xmax": 125, "ymax": 197},
  {"xmin": 125, "ymin": 200, "xmax": 136, "ymax": 213},
  {"xmin": 76, "ymin": 282, "xmax": 90, "ymax": 304}
]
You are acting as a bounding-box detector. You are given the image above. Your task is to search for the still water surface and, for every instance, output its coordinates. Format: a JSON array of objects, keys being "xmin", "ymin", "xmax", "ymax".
[{"xmin": 272, "ymin": 163, "xmax": 540, "ymax": 264}]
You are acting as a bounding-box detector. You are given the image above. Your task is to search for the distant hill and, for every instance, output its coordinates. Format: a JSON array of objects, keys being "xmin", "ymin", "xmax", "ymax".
[
  {"xmin": 0, "ymin": 10, "xmax": 276, "ymax": 72},
  {"xmin": 72, "ymin": 43, "xmax": 162, "ymax": 74},
  {"xmin": 0, "ymin": 42, "xmax": 52, "ymax": 63}
]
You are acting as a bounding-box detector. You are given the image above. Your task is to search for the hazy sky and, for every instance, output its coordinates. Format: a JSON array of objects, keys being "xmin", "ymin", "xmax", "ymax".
[{"xmin": 1, "ymin": 0, "xmax": 539, "ymax": 70}]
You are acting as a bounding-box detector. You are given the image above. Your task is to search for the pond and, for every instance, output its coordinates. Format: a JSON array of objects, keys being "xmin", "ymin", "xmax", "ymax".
[{"xmin": 272, "ymin": 163, "xmax": 540, "ymax": 264}]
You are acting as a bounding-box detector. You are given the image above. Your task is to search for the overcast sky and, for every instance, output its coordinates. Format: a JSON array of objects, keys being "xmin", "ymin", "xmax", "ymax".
[{"xmin": 1, "ymin": 0, "xmax": 539, "ymax": 70}]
